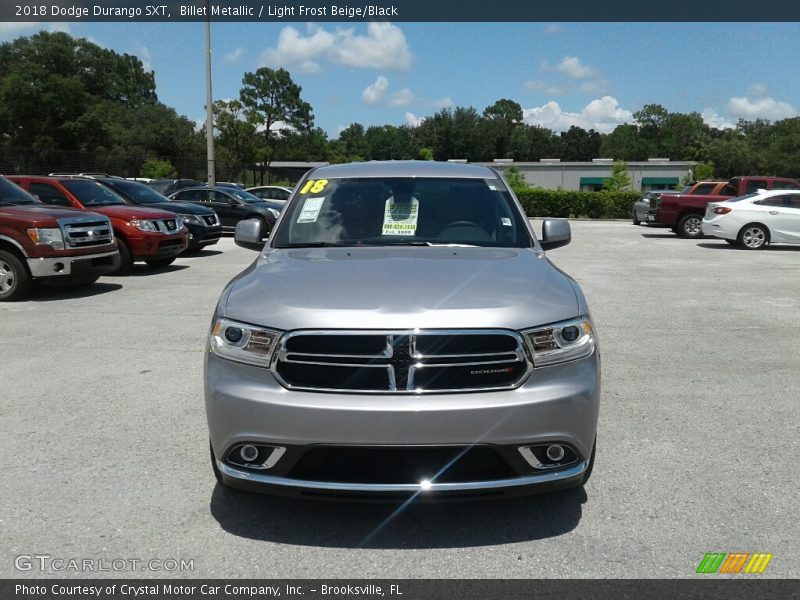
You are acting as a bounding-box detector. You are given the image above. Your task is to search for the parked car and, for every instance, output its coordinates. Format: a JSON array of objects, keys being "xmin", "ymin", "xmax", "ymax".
[
  {"xmin": 170, "ymin": 186, "xmax": 284, "ymax": 235},
  {"xmin": 206, "ymin": 160, "xmax": 600, "ymax": 498},
  {"xmin": 216, "ymin": 182, "xmax": 246, "ymax": 189},
  {"xmin": 94, "ymin": 178, "xmax": 222, "ymax": 251},
  {"xmin": 146, "ymin": 179, "xmax": 203, "ymax": 196},
  {"xmin": 633, "ymin": 190, "xmax": 678, "ymax": 225},
  {"xmin": 246, "ymin": 185, "xmax": 292, "ymax": 202},
  {"xmin": 648, "ymin": 176, "xmax": 800, "ymax": 238},
  {"xmin": 7, "ymin": 176, "xmax": 188, "ymax": 274},
  {"xmin": 702, "ymin": 190, "xmax": 800, "ymax": 249},
  {"xmin": 0, "ymin": 176, "xmax": 119, "ymax": 300}
]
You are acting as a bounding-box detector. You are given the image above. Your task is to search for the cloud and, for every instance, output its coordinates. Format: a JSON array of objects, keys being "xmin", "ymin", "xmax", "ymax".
[
  {"xmin": 139, "ymin": 46, "xmax": 152, "ymax": 72},
  {"xmin": 543, "ymin": 24, "xmax": 565, "ymax": 34},
  {"xmin": 427, "ymin": 96, "xmax": 454, "ymax": 110},
  {"xmin": 261, "ymin": 25, "xmax": 334, "ymax": 74},
  {"xmin": 747, "ymin": 83, "xmax": 768, "ymax": 98},
  {"xmin": 529, "ymin": 56, "xmax": 607, "ymax": 97},
  {"xmin": 727, "ymin": 95, "xmax": 797, "ymax": 121},
  {"xmin": 260, "ymin": 23, "xmax": 411, "ymax": 73},
  {"xmin": 524, "ymin": 80, "xmax": 570, "ymax": 96},
  {"xmin": 404, "ymin": 112, "xmax": 424, "ymax": 127},
  {"xmin": 389, "ymin": 88, "xmax": 417, "ymax": 108},
  {"xmin": 522, "ymin": 96, "xmax": 633, "ymax": 133},
  {"xmin": 362, "ymin": 75, "xmax": 389, "ymax": 105},
  {"xmin": 701, "ymin": 108, "xmax": 735, "ymax": 130},
  {"xmin": 544, "ymin": 56, "xmax": 598, "ymax": 80},
  {"xmin": 224, "ymin": 47, "xmax": 244, "ymax": 63}
]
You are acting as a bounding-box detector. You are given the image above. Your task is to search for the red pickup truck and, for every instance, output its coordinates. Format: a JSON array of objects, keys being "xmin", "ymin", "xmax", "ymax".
[
  {"xmin": 648, "ymin": 176, "xmax": 800, "ymax": 238},
  {"xmin": 7, "ymin": 176, "xmax": 188, "ymax": 273},
  {"xmin": 0, "ymin": 175, "xmax": 119, "ymax": 300}
]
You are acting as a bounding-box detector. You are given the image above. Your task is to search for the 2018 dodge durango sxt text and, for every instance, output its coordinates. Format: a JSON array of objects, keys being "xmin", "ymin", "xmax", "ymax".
[{"xmin": 205, "ymin": 161, "xmax": 601, "ymax": 498}]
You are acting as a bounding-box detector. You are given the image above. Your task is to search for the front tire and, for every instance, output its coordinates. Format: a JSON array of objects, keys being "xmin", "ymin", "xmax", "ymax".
[
  {"xmin": 0, "ymin": 249, "xmax": 32, "ymax": 301},
  {"xmin": 112, "ymin": 239, "xmax": 133, "ymax": 275},
  {"xmin": 677, "ymin": 214, "xmax": 704, "ymax": 239},
  {"xmin": 737, "ymin": 224, "xmax": 769, "ymax": 249}
]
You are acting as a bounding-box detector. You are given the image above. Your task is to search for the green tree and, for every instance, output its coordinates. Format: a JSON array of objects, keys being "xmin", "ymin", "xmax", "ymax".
[
  {"xmin": 560, "ymin": 126, "xmax": 601, "ymax": 161},
  {"xmin": 141, "ymin": 158, "xmax": 177, "ymax": 179},
  {"xmin": 212, "ymin": 99, "xmax": 257, "ymax": 172},
  {"xmin": 503, "ymin": 165, "xmax": 530, "ymax": 194},
  {"xmin": 602, "ymin": 161, "xmax": 632, "ymax": 191},
  {"xmin": 239, "ymin": 67, "xmax": 313, "ymax": 171}
]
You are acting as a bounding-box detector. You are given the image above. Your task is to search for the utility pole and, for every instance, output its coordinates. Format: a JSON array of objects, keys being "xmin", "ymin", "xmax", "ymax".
[{"xmin": 204, "ymin": 1, "xmax": 216, "ymax": 186}]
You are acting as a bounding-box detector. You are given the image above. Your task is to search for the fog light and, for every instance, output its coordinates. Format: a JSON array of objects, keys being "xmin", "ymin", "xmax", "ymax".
[
  {"xmin": 546, "ymin": 444, "xmax": 565, "ymax": 462},
  {"xmin": 53, "ymin": 262, "xmax": 65, "ymax": 272},
  {"xmin": 239, "ymin": 444, "xmax": 259, "ymax": 462}
]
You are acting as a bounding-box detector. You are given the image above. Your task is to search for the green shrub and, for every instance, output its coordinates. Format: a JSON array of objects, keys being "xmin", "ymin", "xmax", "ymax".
[{"xmin": 515, "ymin": 188, "xmax": 641, "ymax": 219}]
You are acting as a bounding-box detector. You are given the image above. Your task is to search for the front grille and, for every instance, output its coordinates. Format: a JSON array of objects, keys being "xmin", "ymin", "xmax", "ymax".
[
  {"xmin": 60, "ymin": 218, "xmax": 113, "ymax": 248},
  {"xmin": 287, "ymin": 445, "xmax": 517, "ymax": 484},
  {"xmin": 152, "ymin": 219, "xmax": 178, "ymax": 232},
  {"xmin": 203, "ymin": 214, "xmax": 217, "ymax": 226},
  {"xmin": 274, "ymin": 330, "xmax": 530, "ymax": 393}
]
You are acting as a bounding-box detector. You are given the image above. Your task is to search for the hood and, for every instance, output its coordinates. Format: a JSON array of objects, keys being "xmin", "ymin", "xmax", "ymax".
[
  {"xmin": 223, "ymin": 246, "xmax": 580, "ymax": 331},
  {"xmin": 143, "ymin": 201, "xmax": 215, "ymax": 216},
  {"xmin": 90, "ymin": 205, "xmax": 181, "ymax": 220},
  {"xmin": 0, "ymin": 205, "xmax": 91, "ymax": 224}
]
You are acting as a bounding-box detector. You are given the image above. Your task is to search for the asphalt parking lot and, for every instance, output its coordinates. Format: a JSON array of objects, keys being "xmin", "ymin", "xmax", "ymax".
[{"xmin": 1, "ymin": 220, "xmax": 798, "ymax": 579}]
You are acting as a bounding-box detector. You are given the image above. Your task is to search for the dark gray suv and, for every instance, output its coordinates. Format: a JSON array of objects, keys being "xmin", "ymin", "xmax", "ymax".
[{"xmin": 205, "ymin": 161, "xmax": 600, "ymax": 498}]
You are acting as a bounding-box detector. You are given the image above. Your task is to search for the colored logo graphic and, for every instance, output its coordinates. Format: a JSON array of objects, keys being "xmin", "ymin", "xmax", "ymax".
[{"xmin": 696, "ymin": 553, "xmax": 773, "ymax": 574}]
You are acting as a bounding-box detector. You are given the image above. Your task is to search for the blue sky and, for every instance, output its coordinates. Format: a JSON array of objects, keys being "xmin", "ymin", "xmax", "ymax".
[{"xmin": 1, "ymin": 21, "xmax": 799, "ymax": 136}]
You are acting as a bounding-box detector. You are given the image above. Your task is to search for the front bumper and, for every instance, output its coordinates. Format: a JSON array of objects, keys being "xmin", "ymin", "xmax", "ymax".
[
  {"xmin": 127, "ymin": 232, "xmax": 188, "ymax": 259},
  {"xmin": 27, "ymin": 250, "xmax": 120, "ymax": 279},
  {"xmin": 205, "ymin": 350, "xmax": 600, "ymax": 496},
  {"xmin": 186, "ymin": 224, "xmax": 223, "ymax": 248}
]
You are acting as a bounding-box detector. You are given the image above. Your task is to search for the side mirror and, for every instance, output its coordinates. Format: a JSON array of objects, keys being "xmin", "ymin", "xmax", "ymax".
[
  {"xmin": 540, "ymin": 218, "xmax": 571, "ymax": 251},
  {"xmin": 234, "ymin": 218, "xmax": 266, "ymax": 251}
]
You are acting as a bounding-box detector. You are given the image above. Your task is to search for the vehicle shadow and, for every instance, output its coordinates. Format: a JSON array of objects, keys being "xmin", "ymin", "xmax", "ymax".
[
  {"xmin": 182, "ymin": 249, "xmax": 223, "ymax": 257},
  {"xmin": 209, "ymin": 485, "xmax": 586, "ymax": 549},
  {"xmin": 640, "ymin": 233, "xmax": 677, "ymax": 239},
  {"xmin": 697, "ymin": 242, "xmax": 799, "ymax": 252},
  {"xmin": 125, "ymin": 264, "xmax": 190, "ymax": 277},
  {"xmin": 30, "ymin": 282, "xmax": 123, "ymax": 301}
]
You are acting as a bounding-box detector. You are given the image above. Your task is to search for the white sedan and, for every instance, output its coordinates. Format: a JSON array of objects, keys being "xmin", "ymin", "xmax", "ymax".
[{"xmin": 701, "ymin": 190, "xmax": 800, "ymax": 249}]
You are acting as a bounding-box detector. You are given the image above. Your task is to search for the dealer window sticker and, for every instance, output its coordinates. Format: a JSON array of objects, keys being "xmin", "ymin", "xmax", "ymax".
[
  {"xmin": 297, "ymin": 197, "xmax": 325, "ymax": 223},
  {"xmin": 382, "ymin": 197, "xmax": 419, "ymax": 236}
]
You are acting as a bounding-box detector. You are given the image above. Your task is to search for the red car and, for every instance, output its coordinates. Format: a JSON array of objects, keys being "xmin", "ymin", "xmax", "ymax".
[{"xmin": 7, "ymin": 176, "xmax": 188, "ymax": 273}]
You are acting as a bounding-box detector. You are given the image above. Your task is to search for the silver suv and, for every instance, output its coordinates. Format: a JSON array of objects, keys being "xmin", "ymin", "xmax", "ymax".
[{"xmin": 205, "ymin": 161, "xmax": 600, "ymax": 498}]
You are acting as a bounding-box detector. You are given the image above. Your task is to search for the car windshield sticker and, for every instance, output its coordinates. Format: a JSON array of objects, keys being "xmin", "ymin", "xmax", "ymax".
[
  {"xmin": 382, "ymin": 197, "xmax": 419, "ymax": 236},
  {"xmin": 297, "ymin": 197, "xmax": 325, "ymax": 223},
  {"xmin": 501, "ymin": 217, "xmax": 512, "ymax": 226}
]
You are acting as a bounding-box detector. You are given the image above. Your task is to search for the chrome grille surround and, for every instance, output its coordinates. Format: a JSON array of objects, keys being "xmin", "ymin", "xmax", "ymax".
[
  {"xmin": 58, "ymin": 216, "xmax": 113, "ymax": 248},
  {"xmin": 272, "ymin": 329, "xmax": 532, "ymax": 394}
]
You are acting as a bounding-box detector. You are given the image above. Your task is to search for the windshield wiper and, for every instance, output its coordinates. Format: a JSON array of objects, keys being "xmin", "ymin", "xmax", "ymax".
[
  {"xmin": 275, "ymin": 242, "xmax": 348, "ymax": 248},
  {"xmin": 383, "ymin": 241, "xmax": 480, "ymax": 247}
]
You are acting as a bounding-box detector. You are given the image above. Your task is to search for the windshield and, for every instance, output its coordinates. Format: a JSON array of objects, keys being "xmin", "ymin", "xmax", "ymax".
[
  {"xmin": 229, "ymin": 189, "xmax": 266, "ymax": 204},
  {"xmin": 726, "ymin": 193, "xmax": 760, "ymax": 203},
  {"xmin": 0, "ymin": 177, "xmax": 40, "ymax": 206},
  {"xmin": 105, "ymin": 180, "xmax": 169, "ymax": 204},
  {"xmin": 62, "ymin": 180, "xmax": 127, "ymax": 207},
  {"xmin": 272, "ymin": 177, "xmax": 533, "ymax": 248}
]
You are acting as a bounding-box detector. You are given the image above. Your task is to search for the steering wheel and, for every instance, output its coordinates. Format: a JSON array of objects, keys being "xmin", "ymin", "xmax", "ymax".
[{"xmin": 442, "ymin": 220, "xmax": 481, "ymax": 229}]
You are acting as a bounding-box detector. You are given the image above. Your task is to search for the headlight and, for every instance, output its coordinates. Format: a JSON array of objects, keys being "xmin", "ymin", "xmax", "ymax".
[
  {"xmin": 266, "ymin": 208, "xmax": 281, "ymax": 218},
  {"xmin": 130, "ymin": 219, "xmax": 157, "ymax": 232},
  {"xmin": 27, "ymin": 228, "xmax": 65, "ymax": 250},
  {"xmin": 209, "ymin": 318, "xmax": 281, "ymax": 367},
  {"xmin": 178, "ymin": 214, "xmax": 203, "ymax": 225},
  {"xmin": 522, "ymin": 317, "xmax": 595, "ymax": 366}
]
